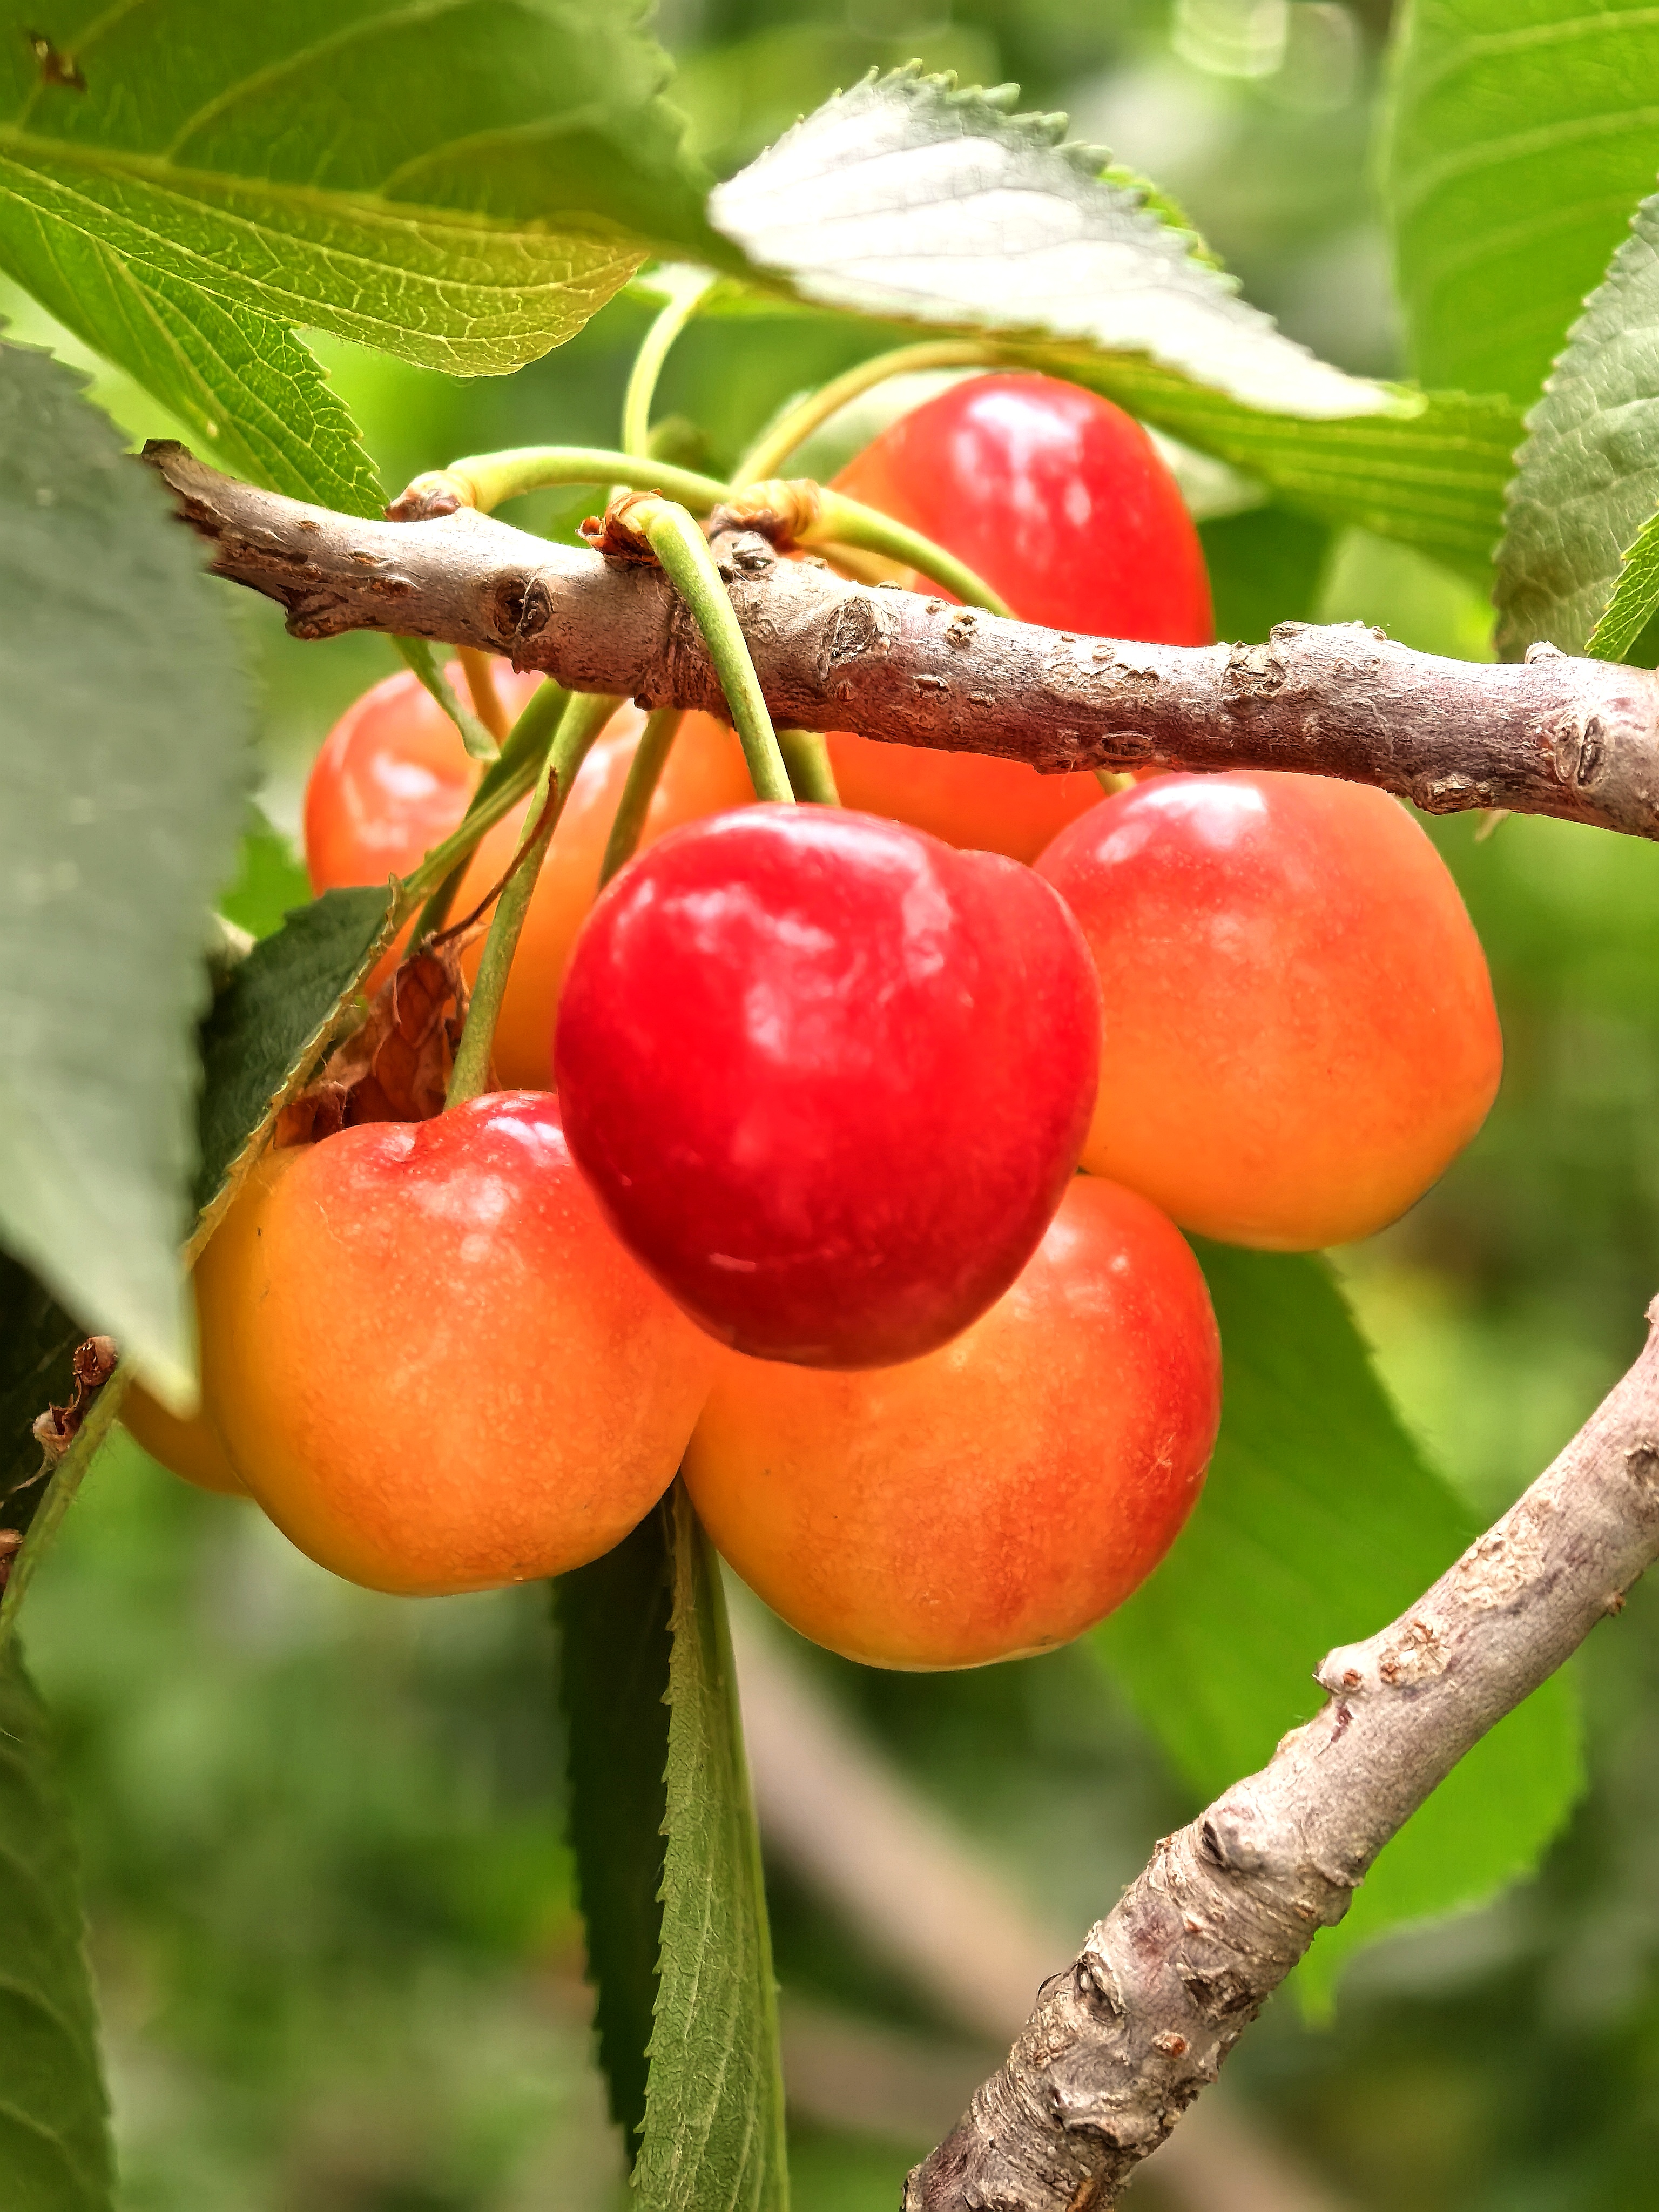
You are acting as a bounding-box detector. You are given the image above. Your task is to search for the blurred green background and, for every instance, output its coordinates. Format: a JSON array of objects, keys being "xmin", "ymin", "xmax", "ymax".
[{"xmin": 14, "ymin": 3, "xmax": 1659, "ymax": 2208}]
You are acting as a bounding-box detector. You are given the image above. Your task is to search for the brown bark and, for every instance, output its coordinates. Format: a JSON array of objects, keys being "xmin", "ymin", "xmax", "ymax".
[
  {"xmin": 149, "ymin": 442, "xmax": 1659, "ymax": 841},
  {"xmin": 905, "ymin": 1309, "xmax": 1659, "ymax": 2210}
]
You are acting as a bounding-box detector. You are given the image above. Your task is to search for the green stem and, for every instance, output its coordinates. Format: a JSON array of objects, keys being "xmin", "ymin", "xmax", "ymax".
[
  {"xmin": 393, "ymin": 635, "xmax": 498, "ymax": 761},
  {"xmin": 777, "ymin": 729, "xmax": 841, "ymax": 805},
  {"xmin": 638, "ymin": 501, "xmax": 794, "ymax": 805},
  {"xmin": 599, "ymin": 707, "xmax": 684, "ymax": 887},
  {"xmin": 403, "ymin": 679, "xmax": 569, "ymax": 912},
  {"xmin": 421, "ymin": 446, "xmax": 730, "ymax": 517},
  {"xmin": 733, "ymin": 339, "xmax": 999, "ymax": 483},
  {"xmin": 446, "ymin": 692, "xmax": 621, "ymax": 1107},
  {"xmin": 810, "ymin": 489, "xmax": 1012, "ymax": 617},
  {"xmin": 622, "ymin": 272, "xmax": 718, "ymax": 460}
]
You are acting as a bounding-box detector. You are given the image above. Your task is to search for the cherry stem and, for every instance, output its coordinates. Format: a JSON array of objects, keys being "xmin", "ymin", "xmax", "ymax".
[
  {"xmin": 732, "ymin": 339, "xmax": 999, "ymax": 483},
  {"xmin": 456, "ymin": 646, "xmax": 510, "ymax": 742},
  {"xmin": 403, "ymin": 679, "xmax": 570, "ymax": 933},
  {"xmin": 599, "ymin": 707, "xmax": 684, "ymax": 888},
  {"xmin": 446, "ymin": 691, "xmax": 622, "ymax": 1108},
  {"xmin": 806, "ymin": 489, "xmax": 1011, "ymax": 618},
  {"xmin": 777, "ymin": 729, "xmax": 841, "ymax": 804},
  {"xmin": 392, "ymin": 634, "xmax": 498, "ymax": 761},
  {"xmin": 633, "ymin": 497, "xmax": 794, "ymax": 804},
  {"xmin": 622, "ymin": 270, "xmax": 718, "ymax": 460},
  {"xmin": 396, "ymin": 446, "xmax": 730, "ymax": 519}
]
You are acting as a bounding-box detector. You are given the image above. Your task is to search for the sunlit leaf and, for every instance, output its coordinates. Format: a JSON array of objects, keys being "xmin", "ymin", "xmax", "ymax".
[{"xmin": 0, "ymin": 0, "xmax": 714, "ymax": 504}]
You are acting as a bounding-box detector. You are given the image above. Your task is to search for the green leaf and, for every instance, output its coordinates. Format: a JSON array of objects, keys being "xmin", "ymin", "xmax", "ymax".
[
  {"xmin": 555, "ymin": 1506, "xmax": 675, "ymax": 2152},
  {"xmin": 217, "ymin": 812, "xmax": 312, "ymax": 945},
  {"xmin": 1096, "ymin": 1244, "xmax": 1584, "ymax": 2011},
  {"xmin": 1496, "ymin": 194, "xmax": 1659, "ymax": 660},
  {"xmin": 1061, "ymin": 359, "xmax": 1520, "ymax": 587},
  {"xmin": 0, "ymin": 1635, "xmax": 114, "ymax": 2209},
  {"xmin": 709, "ymin": 66, "xmax": 1398, "ymax": 422},
  {"xmin": 635, "ymin": 1485, "xmax": 787, "ymax": 2212},
  {"xmin": 1384, "ymin": 0, "xmax": 1659, "ymax": 402},
  {"xmin": 1199, "ymin": 505, "xmax": 1333, "ymax": 645},
  {"xmin": 0, "ymin": 339, "xmax": 249, "ymax": 1404},
  {"xmin": 0, "ymin": 1, "xmax": 706, "ymax": 392},
  {"xmin": 192, "ymin": 884, "xmax": 401, "ymax": 1241},
  {"xmin": 0, "ymin": 234, "xmax": 382, "ymax": 511}
]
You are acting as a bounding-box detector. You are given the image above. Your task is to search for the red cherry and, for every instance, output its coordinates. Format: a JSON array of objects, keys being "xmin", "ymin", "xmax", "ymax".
[
  {"xmin": 684, "ymin": 1172, "xmax": 1222, "ymax": 1668},
  {"xmin": 1034, "ymin": 772, "xmax": 1504, "ymax": 1250},
  {"xmin": 825, "ymin": 372, "xmax": 1213, "ymax": 860},
  {"xmin": 554, "ymin": 806, "xmax": 1102, "ymax": 1368}
]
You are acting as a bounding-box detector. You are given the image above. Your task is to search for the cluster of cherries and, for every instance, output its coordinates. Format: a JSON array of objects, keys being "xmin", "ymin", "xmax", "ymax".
[{"xmin": 125, "ymin": 375, "xmax": 1503, "ymax": 1670}]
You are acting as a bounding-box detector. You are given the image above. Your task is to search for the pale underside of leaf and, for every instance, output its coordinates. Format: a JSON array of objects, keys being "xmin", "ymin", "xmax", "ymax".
[
  {"xmin": 710, "ymin": 70, "xmax": 1398, "ymax": 423},
  {"xmin": 1496, "ymin": 194, "xmax": 1659, "ymax": 658},
  {"xmin": 0, "ymin": 341, "xmax": 250, "ymax": 1404},
  {"xmin": 635, "ymin": 1487, "xmax": 787, "ymax": 2212}
]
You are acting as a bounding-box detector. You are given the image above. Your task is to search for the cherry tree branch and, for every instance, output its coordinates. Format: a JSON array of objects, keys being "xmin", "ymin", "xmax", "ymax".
[
  {"xmin": 905, "ymin": 1307, "xmax": 1659, "ymax": 2211},
  {"xmin": 148, "ymin": 443, "xmax": 1659, "ymax": 841},
  {"xmin": 147, "ymin": 440, "xmax": 1659, "ymax": 2197}
]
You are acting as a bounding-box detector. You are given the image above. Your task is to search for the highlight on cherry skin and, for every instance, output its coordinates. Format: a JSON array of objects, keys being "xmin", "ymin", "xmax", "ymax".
[
  {"xmin": 193, "ymin": 1095, "xmax": 719, "ymax": 1596},
  {"xmin": 303, "ymin": 665, "xmax": 754, "ymax": 1085},
  {"xmin": 684, "ymin": 1172, "xmax": 1223, "ymax": 1670},
  {"xmin": 825, "ymin": 370, "xmax": 1215, "ymax": 859},
  {"xmin": 554, "ymin": 802, "xmax": 1104, "ymax": 1370},
  {"xmin": 1034, "ymin": 770, "xmax": 1505, "ymax": 1250}
]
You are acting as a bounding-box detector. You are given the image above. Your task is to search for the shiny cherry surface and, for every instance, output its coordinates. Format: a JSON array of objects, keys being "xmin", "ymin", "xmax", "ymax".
[
  {"xmin": 554, "ymin": 805, "xmax": 1102, "ymax": 1368},
  {"xmin": 684, "ymin": 1172, "xmax": 1222, "ymax": 1668},
  {"xmin": 196, "ymin": 1096, "xmax": 718, "ymax": 1594},
  {"xmin": 1035, "ymin": 772, "xmax": 1504, "ymax": 1249},
  {"xmin": 304, "ymin": 667, "xmax": 754, "ymax": 1084},
  {"xmin": 826, "ymin": 372, "xmax": 1213, "ymax": 860}
]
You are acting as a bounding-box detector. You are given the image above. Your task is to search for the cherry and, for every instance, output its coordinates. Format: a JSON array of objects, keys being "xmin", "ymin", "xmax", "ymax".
[
  {"xmin": 683, "ymin": 1172, "xmax": 1221, "ymax": 1668},
  {"xmin": 554, "ymin": 805, "xmax": 1102, "ymax": 1368},
  {"xmin": 194, "ymin": 1096, "xmax": 718, "ymax": 1594},
  {"xmin": 1034, "ymin": 772, "xmax": 1503, "ymax": 1250},
  {"xmin": 122, "ymin": 1384, "xmax": 244, "ymax": 1495},
  {"xmin": 825, "ymin": 372, "xmax": 1213, "ymax": 860},
  {"xmin": 304, "ymin": 667, "xmax": 754, "ymax": 1085}
]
